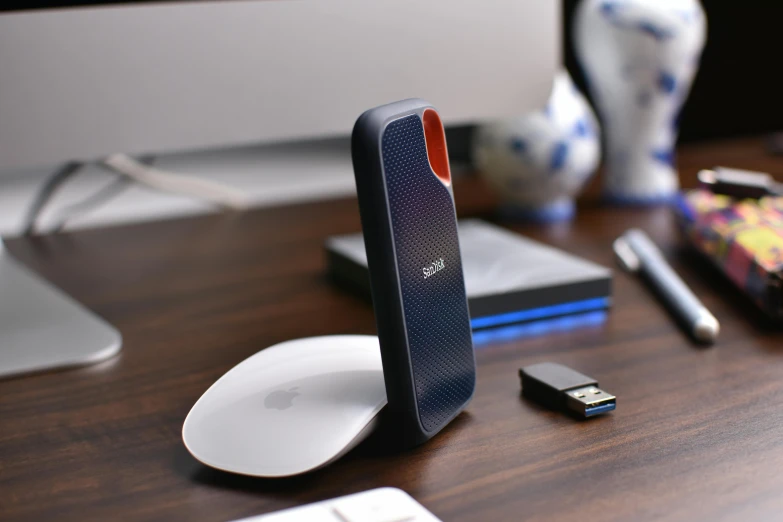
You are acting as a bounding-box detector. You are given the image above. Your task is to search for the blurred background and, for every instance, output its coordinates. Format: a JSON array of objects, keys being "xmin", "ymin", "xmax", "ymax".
[
  {"xmin": 0, "ymin": 0, "xmax": 781, "ymax": 236},
  {"xmin": 563, "ymin": 0, "xmax": 783, "ymax": 142}
]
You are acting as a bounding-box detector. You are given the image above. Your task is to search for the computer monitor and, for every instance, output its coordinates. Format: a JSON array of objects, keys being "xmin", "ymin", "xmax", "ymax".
[
  {"xmin": 0, "ymin": 0, "xmax": 558, "ymax": 170},
  {"xmin": 0, "ymin": 0, "xmax": 559, "ymax": 377}
]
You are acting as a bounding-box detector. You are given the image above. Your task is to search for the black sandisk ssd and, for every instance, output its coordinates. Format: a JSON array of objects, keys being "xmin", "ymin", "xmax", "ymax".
[{"xmin": 351, "ymin": 99, "xmax": 476, "ymax": 447}]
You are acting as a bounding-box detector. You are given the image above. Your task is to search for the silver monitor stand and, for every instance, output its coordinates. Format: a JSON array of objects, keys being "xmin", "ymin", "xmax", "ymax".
[{"xmin": 0, "ymin": 239, "xmax": 121, "ymax": 379}]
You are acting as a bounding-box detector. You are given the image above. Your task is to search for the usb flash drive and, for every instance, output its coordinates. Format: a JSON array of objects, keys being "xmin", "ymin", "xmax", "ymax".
[
  {"xmin": 519, "ymin": 362, "xmax": 616, "ymax": 418},
  {"xmin": 698, "ymin": 167, "xmax": 783, "ymax": 199}
]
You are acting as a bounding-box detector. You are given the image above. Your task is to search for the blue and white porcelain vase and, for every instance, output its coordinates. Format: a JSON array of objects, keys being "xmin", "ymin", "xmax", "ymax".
[
  {"xmin": 472, "ymin": 71, "xmax": 601, "ymax": 222},
  {"xmin": 575, "ymin": 0, "xmax": 706, "ymax": 203}
]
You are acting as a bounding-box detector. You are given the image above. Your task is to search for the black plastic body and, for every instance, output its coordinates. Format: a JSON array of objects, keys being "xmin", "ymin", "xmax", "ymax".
[
  {"xmin": 520, "ymin": 362, "xmax": 597, "ymax": 410},
  {"xmin": 700, "ymin": 168, "xmax": 775, "ymax": 199},
  {"xmin": 351, "ymin": 99, "xmax": 476, "ymax": 447}
]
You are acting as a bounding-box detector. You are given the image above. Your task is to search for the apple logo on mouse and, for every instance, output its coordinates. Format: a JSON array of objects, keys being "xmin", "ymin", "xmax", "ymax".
[{"xmin": 264, "ymin": 387, "xmax": 300, "ymax": 410}]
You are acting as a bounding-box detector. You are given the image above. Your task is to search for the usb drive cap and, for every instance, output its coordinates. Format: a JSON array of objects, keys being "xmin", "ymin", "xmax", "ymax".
[{"xmin": 520, "ymin": 362, "xmax": 615, "ymax": 418}]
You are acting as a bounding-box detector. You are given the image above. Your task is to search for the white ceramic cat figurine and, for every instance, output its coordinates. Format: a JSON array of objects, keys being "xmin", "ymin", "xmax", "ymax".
[{"xmin": 575, "ymin": 0, "xmax": 706, "ymax": 203}]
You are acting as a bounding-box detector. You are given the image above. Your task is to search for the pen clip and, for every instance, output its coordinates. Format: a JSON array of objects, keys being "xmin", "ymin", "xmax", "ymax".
[{"xmin": 613, "ymin": 237, "xmax": 640, "ymax": 273}]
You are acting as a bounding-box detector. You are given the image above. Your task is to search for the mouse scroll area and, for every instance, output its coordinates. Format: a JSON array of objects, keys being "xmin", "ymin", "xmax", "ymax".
[{"xmin": 183, "ymin": 335, "xmax": 386, "ymax": 478}]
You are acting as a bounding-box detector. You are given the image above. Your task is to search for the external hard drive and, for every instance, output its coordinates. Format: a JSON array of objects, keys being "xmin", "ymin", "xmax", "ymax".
[
  {"xmin": 352, "ymin": 99, "xmax": 476, "ymax": 447},
  {"xmin": 326, "ymin": 219, "xmax": 613, "ymax": 336}
]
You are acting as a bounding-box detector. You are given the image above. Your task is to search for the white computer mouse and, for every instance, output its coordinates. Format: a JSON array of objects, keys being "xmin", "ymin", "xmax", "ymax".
[{"xmin": 182, "ymin": 335, "xmax": 386, "ymax": 477}]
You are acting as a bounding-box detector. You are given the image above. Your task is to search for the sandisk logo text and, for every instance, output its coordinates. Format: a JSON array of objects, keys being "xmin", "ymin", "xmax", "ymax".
[{"xmin": 423, "ymin": 258, "xmax": 445, "ymax": 279}]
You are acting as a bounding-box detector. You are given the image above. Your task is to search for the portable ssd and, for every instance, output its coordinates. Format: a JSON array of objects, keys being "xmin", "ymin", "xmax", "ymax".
[
  {"xmin": 326, "ymin": 219, "xmax": 612, "ymax": 337},
  {"xmin": 352, "ymin": 99, "xmax": 476, "ymax": 446}
]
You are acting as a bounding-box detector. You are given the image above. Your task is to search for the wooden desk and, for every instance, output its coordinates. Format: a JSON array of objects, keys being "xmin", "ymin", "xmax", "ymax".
[{"xmin": 2, "ymin": 137, "xmax": 783, "ymax": 521}]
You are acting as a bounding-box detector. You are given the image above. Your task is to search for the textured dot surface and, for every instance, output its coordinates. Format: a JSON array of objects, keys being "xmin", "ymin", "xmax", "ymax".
[{"xmin": 382, "ymin": 114, "xmax": 475, "ymax": 432}]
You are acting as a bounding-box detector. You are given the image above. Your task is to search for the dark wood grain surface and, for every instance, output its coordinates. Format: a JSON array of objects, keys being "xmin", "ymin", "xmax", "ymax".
[{"xmin": 2, "ymin": 137, "xmax": 783, "ymax": 522}]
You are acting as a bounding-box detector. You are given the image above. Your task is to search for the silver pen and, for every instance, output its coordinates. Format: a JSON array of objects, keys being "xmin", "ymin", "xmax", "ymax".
[{"xmin": 613, "ymin": 228, "xmax": 720, "ymax": 344}]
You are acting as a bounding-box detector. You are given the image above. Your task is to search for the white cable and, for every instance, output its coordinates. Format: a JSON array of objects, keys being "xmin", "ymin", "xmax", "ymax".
[{"xmin": 103, "ymin": 153, "xmax": 249, "ymax": 210}]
